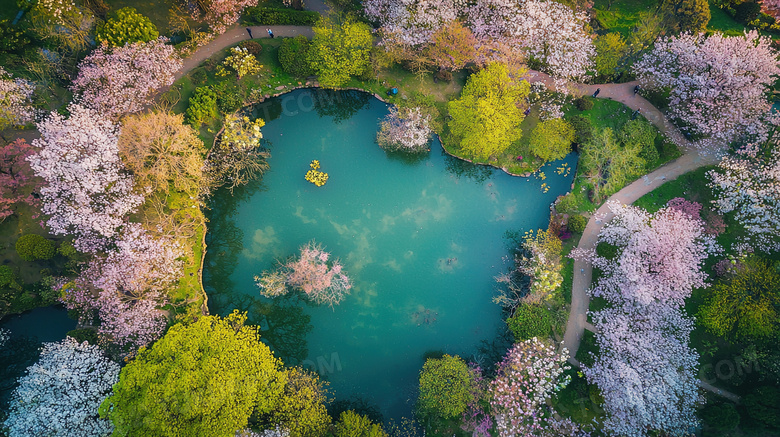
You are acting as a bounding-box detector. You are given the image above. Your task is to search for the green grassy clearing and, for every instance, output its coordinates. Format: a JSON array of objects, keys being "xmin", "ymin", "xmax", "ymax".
[{"xmin": 592, "ymin": 0, "xmax": 658, "ymax": 36}]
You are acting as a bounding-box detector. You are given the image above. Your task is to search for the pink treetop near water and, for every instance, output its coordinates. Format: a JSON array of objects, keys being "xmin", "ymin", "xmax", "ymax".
[
  {"xmin": 71, "ymin": 38, "xmax": 182, "ymax": 119},
  {"xmin": 577, "ymin": 201, "xmax": 715, "ymax": 306},
  {"xmin": 27, "ymin": 104, "xmax": 143, "ymax": 253},
  {"xmin": 284, "ymin": 241, "xmax": 352, "ymax": 307},
  {"xmin": 0, "ymin": 139, "xmax": 41, "ymax": 222},
  {"xmin": 489, "ymin": 338, "xmax": 570, "ymax": 436},
  {"xmin": 633, "ymin": 30, "xmax": 779, "ymax": 143}
]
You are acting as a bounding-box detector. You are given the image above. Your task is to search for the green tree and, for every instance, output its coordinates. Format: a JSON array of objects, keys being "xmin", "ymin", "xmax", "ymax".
[
  {"xmin": 580, "ymin": 127, "xmax": 645, "ymax": 202},
  {"xmin": 529, "ymin": 118, "xmax": 575, "ymax": 162},
  {"xmin": 417, "ymin": 354, "xmax": 474, "ymax": 419},
  {"xmin": 96, "ymin": 7, "xmax": 159, "ymax": 47},
  {"xmin": 186, "ymin": 86, "xmax": 219, "ymax": 127},
  {"xmin": 447, "ymin": 63, "xmax": 530, "ymax": 159},
  {"xmin": 619, "ymin": 118, "xmax": 658, "ymax": 164},
  {"xmin": 15, "ymin": 234, "xmax": 55, "ymax": 262},
  {"xmin": 672, "ymin": 0, "xmax": 710, "ymax": 33},
  {"xmin": 263, "ymin": 367, "xmax": 331, "ymax": 437},
  {"xmin": 99, "ymin": 310, "xmax": 287, "ymax": 437},
  {"xmin": 507, "ymin": 303, "xmax": 553, "ymax": 341},
  {"xmin": 217, "ymin": 46, "xmax": 262, "ymax": 79},
  {"xmin": 594, "ymin": 33, "xmax": 627, "ymax": 78},
  {"xmin": 309, "ymin": 15, "xmax": 372, "ymax": 87},
  {"xmin": 333, "ymin": 410, "xmax": 388, "ymax": 437},
  {"xmin": 701, "ymin": 403, "xmax": 740, "ymax": 432},
  {"xmin": 279, "ymin": 35, "xmax": 315, "ymax": 77},
  {"xmin": 699, "ymin": 258, "xmax": 780, "ymax": 341}
]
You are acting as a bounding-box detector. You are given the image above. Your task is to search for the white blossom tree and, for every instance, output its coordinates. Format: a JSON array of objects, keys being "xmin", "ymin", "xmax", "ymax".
[
  {"xmin": 376, "ymin": 106, "xmax": 432, "ymax": 153},
  {"xmin": 27, "ymin": 104, "xmax": 143, "ymax": 253},
  {"xmin": 3, "ymin": 337, "xmax": 119, "ymax": 437},
  {"xmin": 467, "ymin": 0, "xmax": 595, "ymax": 80},
  {"xmin": 633, "ymin": 30, "xmax": 780, "ymax": 144},
  {"xmin": 708, "ymin": 137, "xmax": 780, "ymax": 252},
  {"xmin": 364, "ymin": 0, "xmax": 460, "ymax": 47}
]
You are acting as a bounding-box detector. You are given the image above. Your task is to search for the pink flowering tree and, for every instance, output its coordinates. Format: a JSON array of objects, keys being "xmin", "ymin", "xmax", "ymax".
[
  {"xmin": 27, "ymin": 104, "xmax": 143, "ymax": 253},
  {"xmin": 0, "ymin": 139, "xmax": 42, "ymax": 223},
  {"xmin": 708, "ymin": 138, "xmax": 780, "ymax": 252},
  {"xmin": 376, "ymin": 106, "xmax": 433, "ymax": 153},
  {"xmin": 571, "ymin": 202, "xmax": 710, "ymax": 436},
  {"xmin": 466, "ymin": 0, "xmax": 595, "ymax": 80},
  {"xmin": 0, "ymin": 67, "xmax": 36, "ymax": 132},
  {"xmin": 71, "ymin": 38, "xmax": 182, "ymax": 119},
  {"xmin": 489, "ymin": 338, "xmax": 571, "ymax": 436},
  {"xmin": 633, "ymin": 30, "xmax": 780, "ymax": 143},
  {"xmin": 583, "ymin": 201, "xmax": 715, "ymax": 305},
  {"xmin": 256, "ymin": 241, "xmax": 352, "ymax": 308},
  {"xmin": 64, "ymin": 224, "xmax": 181, "ymax": 349},
  {"xmin": 3, "ymin": 337, "xmax": 119, "ymax": 436},
  {"xmin": 194, "ymin": 0, "xmax": 259, "ymax": 34}
]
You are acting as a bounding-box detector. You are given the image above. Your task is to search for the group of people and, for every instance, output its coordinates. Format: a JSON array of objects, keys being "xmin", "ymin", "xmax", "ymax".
[{"xmin": 246, "ymin": 28, "xmax": 275, "ymax": 38}]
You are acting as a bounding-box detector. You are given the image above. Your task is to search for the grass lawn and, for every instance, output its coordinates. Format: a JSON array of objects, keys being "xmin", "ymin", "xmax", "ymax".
[
  {"xmin": 592, "ymin": 0, "xmax": 658, "ymax": 36},
  {"xmin": 707, "ymin": 1, "xmax": 749, "ymax": 37}
]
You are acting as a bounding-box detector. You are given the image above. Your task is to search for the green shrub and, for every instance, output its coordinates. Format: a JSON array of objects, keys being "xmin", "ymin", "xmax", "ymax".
[
  {"xmin": 507, "ymin": 303, "xmax": 553, "ymax": 341},
  {"xmin": 15, "ymin": 234, "xmax": 56, "ymax": 262},
  {"xmin": 417, "ymin": 354, "xmax": 474, "ymax": 420},
  {"xmin": 334, "ymin": 410, "xmax": 388, "ymax": 437},
  {"xmin": 701, "ymin": 403, "xmax": 740, "ymax": 432},
  {"xmin": 568, "ymin": 214, "xmax": 588, "ymax": 233},
  {"xmin": 213, "ymin": 81, "xmax": 243, "ymax": 114},
  {"xmin": 279, "ymin": 35, "xmax": 315, "ymax": 77},
  {"xmin": 186, "ymin": 86, "xmax": 219, "ymax": 127},
  {"xmin": 96, "ymin": 7, "xmax": 159, "ymax": 47},
  {"xmin": 734, "ymin": 1, "xmax": 761, "ymax": 23},
  {"xmin": 242, "ymin": 7, "xmax": 320, "ymax": 26},
  {"xmin": 595, "ymin": 242, "xmax": 619, "ymax": 260},
  {"xmin": 568, "ymin": 115, "xmax": 592, "ymax": 145},
  {"xmin": 238, "ymin": 40, "xmax": 262, "ymax": 56},
  {"xmin": 0, "ymin": 265, "xmax": 22, "ymax": 291},
  {"xmin": 555, "ymin": 193, "xmax": 578, "ymax": 215},
  {"xmin": 574, "ymin": 97, "xmax": 594, "ymax": 111}
]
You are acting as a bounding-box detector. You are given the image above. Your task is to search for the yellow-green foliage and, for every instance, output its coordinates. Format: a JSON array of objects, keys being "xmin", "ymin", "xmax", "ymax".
[
  {"xmin": 594, "ymin": 32, "xmax": 627, "ymax": 78},
  {"xmin": 266, "ymin": 367, "xmax": 332, "ymax": 437},
  {"xmin": 417, "ymin": 354, "xmax": 474, "ymax": 420},
  {"xmin": 334, "ymin": 410, "xmax": 388, "ymax": 437},
  {"xmin": 699, "ymin": 258, "xmax": 780, "ymax": 341},
  {"xmin": 309, "ymin": 15, "xmax": 373, "ymax": 87},
  {"xmin": 305, "ymin": 159, "xmax": 329, "ymax": 186},
  {"xmin": 99, "ymin": 311, "xmax": 287, "ymax": 436},
  {"xmin": 447, "ymin": 63, "xmax": 530, "ymax": 159},
  {"xmin": 96, "ymin": 7, "xmax": 158, "ymax": 47},
  {"xmin": 529, "ymin": 118, "xmax": 575, "ymax": 162},
  {"xmin": 217, "ymin": 46, "xmax": 262, "ymax": 79}
]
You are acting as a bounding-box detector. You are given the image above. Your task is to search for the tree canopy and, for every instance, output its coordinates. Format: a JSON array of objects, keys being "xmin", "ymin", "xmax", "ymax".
[
  {"xmin": 447, "ymin": 62, "xmax": 529, "ymax": 159},
  {"xmin": 417, "ymin": 354, "xmax": 474, "ymax": 419},
  {"xmin": 99, "ymin": 311, "xmax": 286, "ymax": 437},
  {"xmin": 310, "ymin": 15, "xmax": 373, "ymax": 87}
]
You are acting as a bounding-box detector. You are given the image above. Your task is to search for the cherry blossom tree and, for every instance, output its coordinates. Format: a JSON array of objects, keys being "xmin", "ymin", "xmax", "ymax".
[
  {"xmin": 708, "ymin": 138, "xmax": 780, "ymax": 252},
  {"xmin": 29, "ymin": 0, "xmax": 95, "ymax": 51},
  {"xmin": 194, "ymin": 0, "xmax": 258, "ymax": 34},
  {"xmin": 582, "ymin": 201, "xmax": 715, "ymax": 305},
  {"xmin": 584, "ymin": 303, "xmax": 701, "ymax": 437},
  {"xmin": 466, "ymin": 0, "xmax": 595, "ymax": 80},
  {"xmin": 3, "ymin": 337, "xmax": 119, "ymax": 437},
  {"xmin": 27, "ymin": 104, "xmax": 143, "ymax": 253},
  {"xmin": 71, "ymin": 38, "xmax": 182, "ymax": 119},
  {"xmin": 633, "ymin": 30, "xmax": 780, "ymax": 143},
  {"xmin": 0, "ymin": 139, "xmax": 41, "ymax": 223},
  {"xmin": 256, "ymin": 241, "xmax": 352, "ymax": 308},
  {"xmin": 376, "ymin": 106, "xmax": 433, "ymax": 153},
  {"xmin": 364, "ymin": 0, "xmax": 460, "ymax": 47},
  {"xmin": 489, "ymin": 338, "xmax": 571, "ymax": 436},
  {"xmin": 0, "ymin": 67, "xmax": 35, "ymax": 132},
  {"xmin": 571, "ymin": 201, "xmax": 710, "ymax": 436}
]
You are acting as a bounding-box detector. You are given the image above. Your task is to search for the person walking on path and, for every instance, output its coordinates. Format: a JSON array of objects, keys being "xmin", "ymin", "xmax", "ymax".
[
  {"xmin": 267, "ymin": 28, "xmax": 275, "ymax": 38},
  {"xmin": 634, "ymin": 85, "xmax": 640, "ymax": 95},
  {"xmin": 246, "ymin": 27, "xmax": 254, "ymax": 39},
  {"xmin": 592, "ymin": 88, "xmax": 600, "ymax": 97}
]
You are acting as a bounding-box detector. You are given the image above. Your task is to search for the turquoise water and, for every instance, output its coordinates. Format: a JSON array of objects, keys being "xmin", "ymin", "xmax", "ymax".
[{"xmin": 204, "ymin": 89, "xmax": 577, "ymax": 420}]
